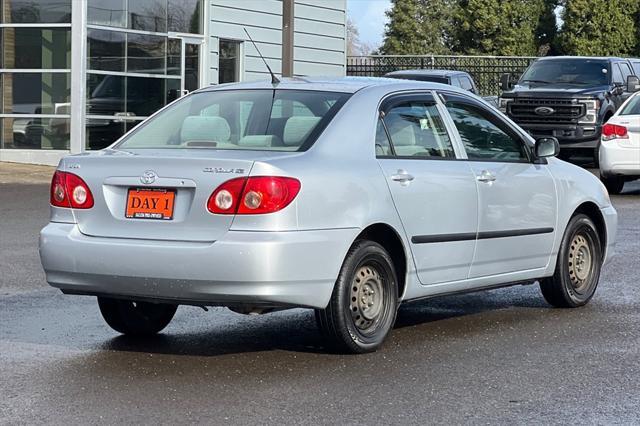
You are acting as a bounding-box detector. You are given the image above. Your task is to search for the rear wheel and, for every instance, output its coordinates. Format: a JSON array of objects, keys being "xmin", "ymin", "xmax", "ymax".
[
  {"xmin": 601, "ymin": 175, "xmax": 624, "ymax": 195},
  {"xmin": 592, "ymin": 147, "xmax": 600, "ymax": 168},
  {"xmin": 315, "ymin": 240, "xmax": 398, "ymax": 354},
  {"xmin": 540, "ymin": 214, "xmax": 602, "ymax": 308},
  {"xmin": 98, "ymin": 297, "xmax": 177, "ymax": 336}
]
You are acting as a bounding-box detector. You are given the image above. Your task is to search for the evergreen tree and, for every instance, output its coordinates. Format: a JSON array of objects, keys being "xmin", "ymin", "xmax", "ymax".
[
  {"xmin": 380, "ymin": 0, "xmax": 452, "ymax": 55},
  {"xmin": 536, "ymin": 0, "xmax": 559, "ymax": 55},
  {"xmin": 558, "ymin": 0, "xmax": 639, "ymax": 56},
  {"xmin": 451, "ymin": 0, "xmax": 547, "ymax": 56}
]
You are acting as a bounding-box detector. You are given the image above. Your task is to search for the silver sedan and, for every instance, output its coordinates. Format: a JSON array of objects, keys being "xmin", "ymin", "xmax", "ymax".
[{"xmin": 40, "ymin": 78, "xmax": 617, "ymax": 353}]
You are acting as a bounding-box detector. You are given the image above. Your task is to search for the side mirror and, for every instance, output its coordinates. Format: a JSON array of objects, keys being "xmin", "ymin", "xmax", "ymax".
[
  {"xmin": 500, "ymin": 73, "xmax": 512, "ymax": 91},
  {"xmin": 535, "ymin": 137, "xmax": 560, "ymax": 159},
  {"xmin": 627, "ymin": 75, "xmax": 640, "ymax": 93}
]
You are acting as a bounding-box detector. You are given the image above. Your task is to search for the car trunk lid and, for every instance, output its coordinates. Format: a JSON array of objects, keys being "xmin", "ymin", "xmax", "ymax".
[{"xmin": 64, "ymin": 149, "xmax": 267, "ymax": 242}]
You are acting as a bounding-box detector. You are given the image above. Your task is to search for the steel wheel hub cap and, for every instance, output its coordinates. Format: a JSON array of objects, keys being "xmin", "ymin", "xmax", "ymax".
[
  {"xmin": 569, "ymin": 234, "xmax": 592, "ymax": 290},
  {"xmin": 350, "ymin": 265, "xmax": 384, "ymax": 330}
]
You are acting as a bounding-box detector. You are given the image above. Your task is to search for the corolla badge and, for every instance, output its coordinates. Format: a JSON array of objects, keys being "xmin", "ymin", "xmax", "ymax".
[
  {"xmin": 140, "ymin": 170, "xmax": 157, "ymax": 184},
  {"xmin": 534, "ymin": 106, "xmax": 555, "ymax": 116}
]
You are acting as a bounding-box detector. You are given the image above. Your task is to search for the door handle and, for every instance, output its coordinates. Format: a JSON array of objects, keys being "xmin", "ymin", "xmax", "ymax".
[
  {"xmin": 390, "ymin": 169, "xmax": 415, "ymax": 184},
  {"xmin": 476, "ymin": 170, "xmax": 497, "ymax": 183}
]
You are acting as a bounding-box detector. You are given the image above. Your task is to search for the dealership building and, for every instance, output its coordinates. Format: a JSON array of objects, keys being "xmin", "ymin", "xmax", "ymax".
[{"xmin": 0, "ymin": 0, "xmax": 346, "ymax": 165}]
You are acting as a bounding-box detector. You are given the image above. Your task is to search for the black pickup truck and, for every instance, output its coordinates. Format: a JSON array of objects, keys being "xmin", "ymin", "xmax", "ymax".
[{"xmin": 499, "ymin": 56, "xmax": 639, "ymax": 165}]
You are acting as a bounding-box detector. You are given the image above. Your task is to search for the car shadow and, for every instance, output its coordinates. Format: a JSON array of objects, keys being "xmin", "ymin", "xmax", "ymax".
[{"xmin": 96, "ymin": 285, "xmax": 549, "ymax": 358}]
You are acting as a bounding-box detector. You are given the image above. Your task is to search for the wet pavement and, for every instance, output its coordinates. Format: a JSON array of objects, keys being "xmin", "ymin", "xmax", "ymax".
[{"xmin": 1, "ymin": 163, "xmax": 639, "ymax": 424}]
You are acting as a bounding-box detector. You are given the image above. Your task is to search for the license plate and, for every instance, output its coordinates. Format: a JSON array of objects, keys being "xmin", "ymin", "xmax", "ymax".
[{"xmin": 125, "ymin": 188, "xmax": 176, "ymax": 220}]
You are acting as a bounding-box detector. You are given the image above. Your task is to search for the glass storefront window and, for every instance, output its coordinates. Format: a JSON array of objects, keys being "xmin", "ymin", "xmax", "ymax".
[
  {"xmin": 168, "ymin": 0, "xmax": 202, "ymax": 34},
  {"xmin": 1, "ymin": 28, "xmax": 70, "ymax": 69},
  {"xmin": 86, "ymin": 74, "xmax": 179, "ymax": 118},
  {"xmin": 129, "ymin": 0, "xmax": 167, "ymax": 32},
  {"xmin": 1, "ymin": 72, "xmax": 70, "ymax": 114},
  {"xmin": 86, "ymin": 119, "xmax": 142, "ymax": 150},
  {"xmin": 88, "ymin": 29, "xmax": 125, "ymax": 72},
  {"xmin": 127, "ymin": 33, "xmax": 166, "ymax": 74},
  {"xmin": 86, "ymin": 73, "xmax": 125, "ymax": 115},
  {"xmin": 1, "ymin": 117, "xmax": 70, "ymax": 149},
  {"xmin": 88, "ymin": 0, "xmax": 126, "ymax": 28},
  {"xmin": 167, "ymin": 38, "xmax": 181, "ymax": 76},
  {"xmin": 127, "ymin": 76, "xmax": 171, "ymax": 116},
  {"xmin": 1, "ymin": 0, "xmax": 71, "ymax": 24}
]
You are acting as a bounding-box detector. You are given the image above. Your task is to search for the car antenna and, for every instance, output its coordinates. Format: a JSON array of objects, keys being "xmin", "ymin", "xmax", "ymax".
[{"xmin": 244, "ymin": 28, "xmax": 280, "ymax": 85}]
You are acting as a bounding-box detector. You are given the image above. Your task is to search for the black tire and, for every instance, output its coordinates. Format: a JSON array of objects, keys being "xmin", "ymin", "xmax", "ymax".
[
  {"xmin": 592, "ymin": 147, "xmax": 600, "ymax": 168},
  {"xmin": 540, "ymin": 214, "xmax": 602, "ymax": 308},
  {"xmin": 315, "ymin": 240, "xmax": 399, "ymax": 354},
  {"xmin": 97, "ymin": 297, "xmax": 178, "ymax": 336},
  {"xmin": 601, "ymin": 175, "xmax": 624, "ymax": 195}
]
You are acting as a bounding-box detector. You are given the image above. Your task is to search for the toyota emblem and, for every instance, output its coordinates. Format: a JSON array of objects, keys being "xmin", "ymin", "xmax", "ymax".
[{"xmin": 140, "ymin": 170, "xmax": 157, "ymax": 185}]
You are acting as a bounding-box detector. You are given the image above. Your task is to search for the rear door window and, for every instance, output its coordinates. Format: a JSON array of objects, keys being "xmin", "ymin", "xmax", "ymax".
[{"xmin": 381, "ymin": 100, "xmax": 456, "ymax": 159}]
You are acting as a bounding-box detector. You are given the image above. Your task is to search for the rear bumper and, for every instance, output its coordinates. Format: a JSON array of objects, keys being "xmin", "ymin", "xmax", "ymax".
[
  {"xmin": 40, "ymin": 223, "xmax": 360, "ymax": 309},
  {"xmin": 599, "ymin": 142, "xmax": 640, "ymax": 177}
]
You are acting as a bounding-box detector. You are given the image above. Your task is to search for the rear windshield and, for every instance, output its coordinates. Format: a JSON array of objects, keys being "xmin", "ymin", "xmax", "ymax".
[
  {"xmin": 115, "ymin": 89, "xmax": 350, "ymax": 151},
  {"xmin": 519, "ymin": 59, "xmax": 610, "ymax": 86},
  {"xmin": 620, "ymin": 95, "xmax": 640, "ymax": 115}
]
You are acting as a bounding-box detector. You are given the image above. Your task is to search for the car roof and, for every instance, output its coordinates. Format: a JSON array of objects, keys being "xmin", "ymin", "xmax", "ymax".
[
  {"xmin": 536, "ymin": 56, "xmax": 628, "ymax": 62},
  {"xmin": 197, "ymin": 76, "xmax": 462, "ymax": 95},
  {"xmin": 386, "ymin": 69, "xmax": 468, "ymax": 78}
]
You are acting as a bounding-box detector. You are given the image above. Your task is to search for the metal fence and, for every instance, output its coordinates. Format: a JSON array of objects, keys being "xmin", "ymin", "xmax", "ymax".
[{"xmin": 347, "ymin": 55, "xmax": 538, "ymax": 96}]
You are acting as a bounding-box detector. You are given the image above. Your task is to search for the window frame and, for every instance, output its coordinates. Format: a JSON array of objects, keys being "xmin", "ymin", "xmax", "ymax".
[
  {"xmin": 376, "ymin": 91, "xmax": 463, "ymax": 161},
  {"xmin": 618, "ymin": 62, "xmax": 634, "ymax": 83},
  {"xmin": 612, "ymin": 63, "xmax": 625, "ymax": 85},
  {"xmin": 438, "ymin": 91, "xmax": 535, "ymax": 164}
]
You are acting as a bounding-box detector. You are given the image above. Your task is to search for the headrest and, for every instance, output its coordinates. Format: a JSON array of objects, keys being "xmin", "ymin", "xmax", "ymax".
[
  {"xmin": 388, "ymin": 124, "xmax": 416, "ymax": 146},
  {"xmin": 181, "ymin": 116, "xmax": 230, "ymax": 144},
  {"xmin": 283, "ymin": 116, "xmax": 322, "ymax": 146},
  {"xmin": 237, "ymin": 135, "xmax": 279, "ymax": 147},
  {"xmin": 386, "ymin": 118, "xmax": 416, "ymax": 146}
]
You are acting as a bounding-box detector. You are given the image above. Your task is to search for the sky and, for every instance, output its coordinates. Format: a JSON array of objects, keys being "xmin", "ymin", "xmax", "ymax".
[{"xmin": 347, "ymin": 0, "xmax": 391, "ymax": 49}]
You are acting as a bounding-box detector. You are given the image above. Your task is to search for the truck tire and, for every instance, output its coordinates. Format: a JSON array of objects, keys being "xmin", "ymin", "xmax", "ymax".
[
  {"xmin": 601, "ymin": 175, "xmax": 624, "ymax": 195},
  {"xmin": 315, "ymin": 240, "xmax": 398, "ymax": 354}
]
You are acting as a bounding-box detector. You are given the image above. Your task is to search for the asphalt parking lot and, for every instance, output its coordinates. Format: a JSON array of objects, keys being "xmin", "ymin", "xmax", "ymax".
[{"xmin": 1, "ymin": 162, "xmax": 639, "ymax": 424}]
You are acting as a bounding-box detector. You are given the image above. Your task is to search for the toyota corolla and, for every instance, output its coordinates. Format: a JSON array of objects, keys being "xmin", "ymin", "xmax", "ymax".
[{"xmin": 40, "ymin": 77, "xmax": 617, "ymax": 353}]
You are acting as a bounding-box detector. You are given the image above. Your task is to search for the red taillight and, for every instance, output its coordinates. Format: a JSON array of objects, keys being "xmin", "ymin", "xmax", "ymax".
[
  {"xmin": 602, "ymin": 123, "xmax": 628, "ymax": 141},
  {"xmin": 207, "ymin": 176, "xmax": 301, "ymax": 215},
  {"xmin": 50, "ymin": 171, "xmax": 94, "ymax": 209}
]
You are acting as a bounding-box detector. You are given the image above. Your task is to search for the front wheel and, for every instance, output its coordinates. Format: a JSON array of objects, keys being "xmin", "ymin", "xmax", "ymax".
[
  {"xmin": 98, "ymin": 297, "xmax": 178, "ymax": 336},
  {"xmin": 315, "ymin": 240, "xmax": 398, "ymax": 354},
  {"xmin": 540, "ymin": 214, "xmax": 602, "ymax": 308}
]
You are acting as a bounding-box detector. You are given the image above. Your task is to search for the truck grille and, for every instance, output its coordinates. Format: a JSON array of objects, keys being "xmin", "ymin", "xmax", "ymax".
[{"xmin": 508, "ymin": 99, "xmax": 585, "ymax": 124}]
